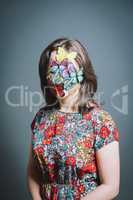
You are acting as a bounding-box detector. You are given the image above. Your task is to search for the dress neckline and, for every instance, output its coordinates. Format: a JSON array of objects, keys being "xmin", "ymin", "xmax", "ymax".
[{"xmin": 54, "ymin": 108, "xmax": 82, "ymax": 115}]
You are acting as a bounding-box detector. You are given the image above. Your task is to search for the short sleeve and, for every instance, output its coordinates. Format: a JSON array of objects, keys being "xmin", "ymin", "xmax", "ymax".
[
  {"xmin": 31, "ymin": 109, "xmax": 41, "ymax": 134},
  {"xmin": 93, "ymin": 109, "xmax": 119, "ymax": 151},
  {"xmin": 30, "ymin": 108, "xmax": 44, "ymax": 148}
]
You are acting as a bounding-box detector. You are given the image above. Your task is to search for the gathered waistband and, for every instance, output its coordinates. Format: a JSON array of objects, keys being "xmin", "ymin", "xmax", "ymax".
[{"xmin": 41, "ymin": 182, "xmax": 76, "ymax": 187}]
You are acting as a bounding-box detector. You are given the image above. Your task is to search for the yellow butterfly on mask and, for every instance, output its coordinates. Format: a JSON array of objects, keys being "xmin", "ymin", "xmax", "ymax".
[{"xmin": 56, "ymin": 47, "xmax": 77, "ymax": 63}]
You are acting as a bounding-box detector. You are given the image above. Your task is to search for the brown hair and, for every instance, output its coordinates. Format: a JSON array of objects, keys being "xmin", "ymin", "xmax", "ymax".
[{"xmin": 39, "ymin": 37, "xmax": 98, "ymax": 113}]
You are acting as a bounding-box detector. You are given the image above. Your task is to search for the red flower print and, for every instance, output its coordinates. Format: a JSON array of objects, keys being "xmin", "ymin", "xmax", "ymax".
[
  {"xmin": 45, "ymin": 125, "xmax": 56, "ymax": 138},
  {"xmin": 82, "ymin": 163, "xmax": 96, "ymax": 173},
  {"xmin": 83, "ymin": 112, "xmax": 92, "ymax": 120},
  {"xmin": 34, "ymin": 146, "xmax": 44, "ymax": 155},
  {"xmin": 38, "ymin": 122, "xmax": 45, "ymax": 130},
  {"xmin": 42, "ymin": 138, "xmax": 52, "ymax": 145},
  {"xmin": 78, "ymin": 169, "xmax": 85, "ymax": 178},
  {"xmin": 65, "ymin": 156, "xmax": 76, "ymax": 167},
  {"xmin": 78, "ymin": 184, "xmax": 85, "ymax": 193},
  {"xmin": 51, "ymin": 185, "xmax": 58, "ymax": 193},
  {"xmin": 113, "ymin": 128, "xmax": 119, "ymax": 141},
  {"xmin": 49, "ymin": 172, "xmax": 56, "ymax": 181},
  {"xmin": 100, "ymin": 126, "xmax": 110, "ymax": 139},
  {"xmin": 55, "ymin": 123, "xmax": 64, "ymax": 135},
  {"xmin": 51, "ymin": 185, "xmax": 58, "ymax": 200},
  {"xmin": 47, "ymin": 163, "xmax": 55, "ymax": 170},
  {"xmin": 83, "ymin": 139, "xmax": 92, "ymax": 148},
  {"xmin": 53, "ymin": 193, "xmax": 58, "ymax": 200},
  {"xmin": 58, "ymin": 116, "xmax": 65, "ymax": 123},
  {"xmin": 92, "ymin": 120, "xmax": 97, "ymax": 127}
]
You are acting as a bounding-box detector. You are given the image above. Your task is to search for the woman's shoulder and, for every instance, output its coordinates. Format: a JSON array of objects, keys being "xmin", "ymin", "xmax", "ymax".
[
  {"xmin": 30, "ymin": 105, "xmax": 53, "ymax": 131},
  {"xmin": 90, "ymin": 106, "xmax": 119, "ymax": 150},
  {"xmin": 89, "ymin": 104, "xmax": 117, "ymax": 127}
]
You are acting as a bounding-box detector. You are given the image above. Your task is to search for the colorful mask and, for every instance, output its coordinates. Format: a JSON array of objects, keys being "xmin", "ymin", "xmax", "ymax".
[{"xmin": 46, "ymin": 47, "xmax": 84, "ymax": 97}]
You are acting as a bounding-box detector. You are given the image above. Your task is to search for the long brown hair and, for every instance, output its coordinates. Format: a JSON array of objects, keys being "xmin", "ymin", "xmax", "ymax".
[{"xmin": 39, "ymin": 37, "xmax": 98, "ymax": 113}]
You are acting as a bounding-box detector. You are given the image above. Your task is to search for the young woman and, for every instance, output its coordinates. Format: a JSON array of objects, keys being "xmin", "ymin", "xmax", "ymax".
[{"xmin": 27, "ymin": 38, "xmax": 120, "ymax": 200}]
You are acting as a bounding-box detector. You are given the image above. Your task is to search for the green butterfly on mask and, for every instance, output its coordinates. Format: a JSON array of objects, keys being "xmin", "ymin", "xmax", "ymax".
[
  {"xmin": 70, "ymin": 67, "xmax": 84, "ymax": 83},
  {"xmin": 48, "ymin": 65, "xmax": 64, "ymax": 84},
  {"xmin": 47, "ymin": 63, "xmax": 84, "ymax": 91},
  {"xmin": 63, "ymin": 67, "xmax": 84, "ymax": 91}
]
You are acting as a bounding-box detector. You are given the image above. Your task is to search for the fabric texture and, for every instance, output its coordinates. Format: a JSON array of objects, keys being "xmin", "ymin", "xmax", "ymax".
[{"xmin": 30, "ymin": 106, "xmax": 119, "ymax": 200}]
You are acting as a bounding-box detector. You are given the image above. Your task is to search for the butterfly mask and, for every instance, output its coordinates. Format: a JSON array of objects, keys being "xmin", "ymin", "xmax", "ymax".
[{"xmin": 46, "ymin": 47, "xmax": 84, "ymax": 97}]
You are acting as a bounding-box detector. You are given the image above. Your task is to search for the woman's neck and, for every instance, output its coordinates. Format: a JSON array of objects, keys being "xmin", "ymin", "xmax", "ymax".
[{"xmin": 58, "ymin": 84, "xmax": 80, "ymax": 112}]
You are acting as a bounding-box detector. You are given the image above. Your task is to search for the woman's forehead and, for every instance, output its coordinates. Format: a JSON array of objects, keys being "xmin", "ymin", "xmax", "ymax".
[{"xmin": 49, "ymin": 50, "xmax": 79, "ymax": 70}]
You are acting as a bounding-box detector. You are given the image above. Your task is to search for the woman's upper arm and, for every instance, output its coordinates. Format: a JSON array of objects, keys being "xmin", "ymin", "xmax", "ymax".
[
  {"xmin": 93, "ymin": 109, "xmax": 120, "ymax": 191},
  {"xmin": 96, "ymin": 141, "xmax": 120, "ymax": 189}
]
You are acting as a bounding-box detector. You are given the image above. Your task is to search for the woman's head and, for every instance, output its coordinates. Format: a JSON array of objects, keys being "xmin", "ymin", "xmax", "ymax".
[
  {"xmin": 39, "ymin": 37, "xmax": 98, "ymax": 112},
  {"xmin": 46, "ymin": 46, "xmax": 84, "ymax": 98}
]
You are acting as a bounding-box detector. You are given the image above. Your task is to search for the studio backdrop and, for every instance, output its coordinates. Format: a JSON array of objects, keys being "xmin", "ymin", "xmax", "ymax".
[{"xmin": 0, "ymin": 0, "xmax": 132, "ymax": 199}]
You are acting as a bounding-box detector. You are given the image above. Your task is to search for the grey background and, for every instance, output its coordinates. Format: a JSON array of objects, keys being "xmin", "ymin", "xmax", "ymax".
[{"xmin": 0, "ymin": 0, "xmax": 132, "ymax": 199}]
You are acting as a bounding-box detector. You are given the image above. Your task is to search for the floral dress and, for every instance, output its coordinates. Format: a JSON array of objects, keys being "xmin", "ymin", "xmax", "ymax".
[{"xmin": 30, "ymin": 106, "xmax": 119, "ymax": 200}]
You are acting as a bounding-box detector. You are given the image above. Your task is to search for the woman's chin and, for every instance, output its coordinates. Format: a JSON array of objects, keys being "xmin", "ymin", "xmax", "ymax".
[{"xmin": 56, "ymin": 90, "xmax": 69, "ymax": 100}]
